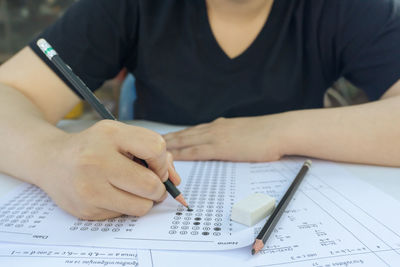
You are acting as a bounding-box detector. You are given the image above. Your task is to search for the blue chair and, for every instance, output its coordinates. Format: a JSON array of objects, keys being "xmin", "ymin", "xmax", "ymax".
[{"xmin": 118, "ymin": 73, "xmax": 136, "ymax": 120}]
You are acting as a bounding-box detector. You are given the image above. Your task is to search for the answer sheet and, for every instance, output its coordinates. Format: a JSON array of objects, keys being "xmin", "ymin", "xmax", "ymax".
[
  {"xmin": 0, "ymin": 159, "xmax": 308, "ymax": 250},
  {"xmin": 0, "ymin": 159, "xmax": 399, "ymax": 266}
]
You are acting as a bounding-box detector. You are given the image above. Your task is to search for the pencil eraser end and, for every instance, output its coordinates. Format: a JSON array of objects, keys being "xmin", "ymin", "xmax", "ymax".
[
  {"xmin": 231, "ymin": 193, "xmax": 275, "ymax": 227},
  {"xmin": 36, "ymin": 39, "xmax": 57, "ymax": 59}
]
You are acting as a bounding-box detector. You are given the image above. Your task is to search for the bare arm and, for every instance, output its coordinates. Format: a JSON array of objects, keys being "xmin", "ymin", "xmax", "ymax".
[
  {"xmin": 165, "ymin": 81, "xmax": 400, "ymax": 167},
  {"xmin": 0, "ymin": 47, "xmax": 79, "ymax": 183},
  {"xmin": 283, "ymin": 81, "xmax": 400, "ymax": 166},
  {"xmin": 0, "ymin": 47, "xmax": 180, "ymax": 219}
]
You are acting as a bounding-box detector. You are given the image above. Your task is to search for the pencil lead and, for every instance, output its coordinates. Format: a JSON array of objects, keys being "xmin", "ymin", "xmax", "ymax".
[
  {"xmin": 187, "ymin": 206, "xmax": 193, "ymax": 212},
  {"xmin": 251, "ymin": 249, "xmax": 256, "ymax": 255}
]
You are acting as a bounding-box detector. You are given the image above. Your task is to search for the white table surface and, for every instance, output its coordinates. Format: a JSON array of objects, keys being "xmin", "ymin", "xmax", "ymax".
[{"xmin": 0, "ymin": 120, "xmax": 399, "ymax": 202}]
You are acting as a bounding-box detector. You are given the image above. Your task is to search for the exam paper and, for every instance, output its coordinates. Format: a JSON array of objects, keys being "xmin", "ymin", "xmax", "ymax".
[
  {"xmin": 1, "ymin": 159, "xmax": 399, "ymax": 266},
  {"xmin": 151, "ymin": 245, "xmax": 400, "ymax": 267},
  {"xmin": 0, "ymin": 159, "xmax": 306, "ymax": 250},
  {"xmin": 151, "ymin": 162, "xmax": 400, "ymax": 266}
]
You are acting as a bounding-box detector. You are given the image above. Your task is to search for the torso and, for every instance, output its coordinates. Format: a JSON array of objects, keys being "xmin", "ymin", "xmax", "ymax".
[
  {"xmin": 32, "ymin": 0, "xmax": 399, "ymax": 124},
  {"xmin": 127, "ymin": 0, "xmax": 390, "ymax": 124}
]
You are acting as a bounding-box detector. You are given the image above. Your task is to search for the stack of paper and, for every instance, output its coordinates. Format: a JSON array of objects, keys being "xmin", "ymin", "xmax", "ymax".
[{"xmin": 0, "ymin": 158, "xmax": 399, "ymax": 266}]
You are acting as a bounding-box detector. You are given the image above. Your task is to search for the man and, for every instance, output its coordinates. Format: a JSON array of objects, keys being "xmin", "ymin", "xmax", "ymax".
[{"xmin": 0, "ymin": 0, "xmax": 399, "ymax": 220}]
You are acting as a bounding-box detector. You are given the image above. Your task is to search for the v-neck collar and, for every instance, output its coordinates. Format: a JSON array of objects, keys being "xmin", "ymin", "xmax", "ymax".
[{"xmin": 195, "ymin": 0, "xmax": 287, "ymax": 71}]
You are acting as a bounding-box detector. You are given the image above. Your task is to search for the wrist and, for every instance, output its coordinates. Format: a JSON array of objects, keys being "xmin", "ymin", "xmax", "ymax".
[
  {"xmin": 272, "ymin": 110, "xmax": 307, "ymax": 158},
  {"xmin": 25, "ymin": 127, "xmax": 72, "ymax": 187}
]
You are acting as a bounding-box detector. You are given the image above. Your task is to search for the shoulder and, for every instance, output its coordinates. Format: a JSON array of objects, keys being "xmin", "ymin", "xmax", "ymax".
[
  {"xmin": 317, "ymin": 0, "xmax": 400, "ymax": 99},
  {"xmin": 336, "ymin": 0, "xmax": 399, "ymax": 13},
  {"xmin": 337, "ymin": 0, "xmax": 400, "ymax": 28},
  {"xmin": 301, "ymin": 0, "xmax": 400, "ymax": 24},
  {"xmin": 309, "ymin": 0, "xmax": 399, "ymax": 13},
  {"xmin": 316, "ymin": 0, "xmax": 400, "ymax": 28},
  {"xmin": 302, "ymin": 0, "xmax": 400, "ymax": 52},
  {"xmin": 58, "ymin": 0, "xmax": 141, "ymax": 25},
  {"xmin": 331, "ymin": 0, "xmax": 400, "ymax": 53},
  {"xmin": 67, "ymin": 0, "xmax": 139, "ymax": 12}
]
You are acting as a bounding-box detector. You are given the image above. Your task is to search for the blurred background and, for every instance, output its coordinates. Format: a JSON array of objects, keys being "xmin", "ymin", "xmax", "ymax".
[
  {"xmin": 0, "ymin": 0, "xmax": 124, "ymax": 119},
  {"xmin": 0, "ymin": 0, "xmax": 75, "ymax": 60}
]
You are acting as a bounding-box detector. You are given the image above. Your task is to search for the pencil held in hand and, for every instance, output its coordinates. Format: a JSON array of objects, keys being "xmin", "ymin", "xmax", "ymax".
[{"xmin": 36, "ymin": 38, "xmax": 190, "ymax": 210}]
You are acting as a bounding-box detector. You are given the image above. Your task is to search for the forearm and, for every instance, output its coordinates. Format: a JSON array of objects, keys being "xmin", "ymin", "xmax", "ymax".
[
  {"xmin": 281, "ymin": 96, "xmax": 400, "ymax": 166},
  {"xmin": 0, "ymin": 83, "xmax": 68, "ymax": 184}
]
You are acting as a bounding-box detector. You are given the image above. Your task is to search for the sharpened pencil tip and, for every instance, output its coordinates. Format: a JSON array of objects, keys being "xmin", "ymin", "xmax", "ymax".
[
  {"xmin": 252, "ymin": 240, "xmax": 264, "ymax": 255},
  {"xmin": 187, "ymin": 207, "xmax": 193, "ymax": 212}
]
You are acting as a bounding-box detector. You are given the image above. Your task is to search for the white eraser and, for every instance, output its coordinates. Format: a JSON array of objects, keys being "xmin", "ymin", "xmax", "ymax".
[{"xmin": 231, "ymin": 193, "xmax": 276, "ymax": 226}]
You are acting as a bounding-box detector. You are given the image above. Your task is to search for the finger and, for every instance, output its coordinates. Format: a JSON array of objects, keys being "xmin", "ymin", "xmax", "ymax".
[
  {"xmin": 65, "ymin": 203, "xmax": 122, "ymax": 221},
  {"xmin": 99, "ymin": 184, "xmax": 154, "ymax": 217},
  {"xmin": 163, "ymin": 124, "xmax": 208, "ymax": 141},
  {"xmin": 79, "ymin": 208, "xmax": 122, "ymax": 221},
  {"xmin": 165, "ymin": 132, "xmax": 208, "ymax": 150},
  {"xmin": 169, "ymin": 145, "xmax": 216, "ymax": 161},
  {"xmin": 110, "ymin": 122, "xmax": 169, "ymax": 182},
  {"xmin": 123, "ymin": 152, "xmax": 147, "ymax": 168},
  {"xmin": 106, "ymin": 153, "xmax": 166, "ymax": 201},
  {"xmin": 156, "ymin": 191, "xmax": 168, "ymax": 203},
  {"xmin": 167, "ymin": 152, "xmax": 181, "ymax": 185}
]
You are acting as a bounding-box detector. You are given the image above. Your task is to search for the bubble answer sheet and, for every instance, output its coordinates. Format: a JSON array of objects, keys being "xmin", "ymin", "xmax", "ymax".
[
  {"xmin": 0, "ymin": 159, "xmax": 310, "ymax": 250},
  {"xmin": 0, "ymin": 158, "xmax": 400, "ymax": 266}
]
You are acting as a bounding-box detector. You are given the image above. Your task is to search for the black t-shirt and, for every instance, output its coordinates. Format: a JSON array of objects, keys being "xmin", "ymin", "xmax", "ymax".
[{"xmin": 30, "ymin": 0, "xmax": 400, "ymax": 125}]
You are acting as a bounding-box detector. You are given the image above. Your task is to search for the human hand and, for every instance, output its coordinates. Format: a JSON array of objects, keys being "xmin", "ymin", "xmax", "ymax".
[
  {"xmin": 37, "ymin": 120, "xmax": 181, "ymax": 220},
  {"xmin": 164, "ymin": 116, "xmax": 289, "ymax": 162}
]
